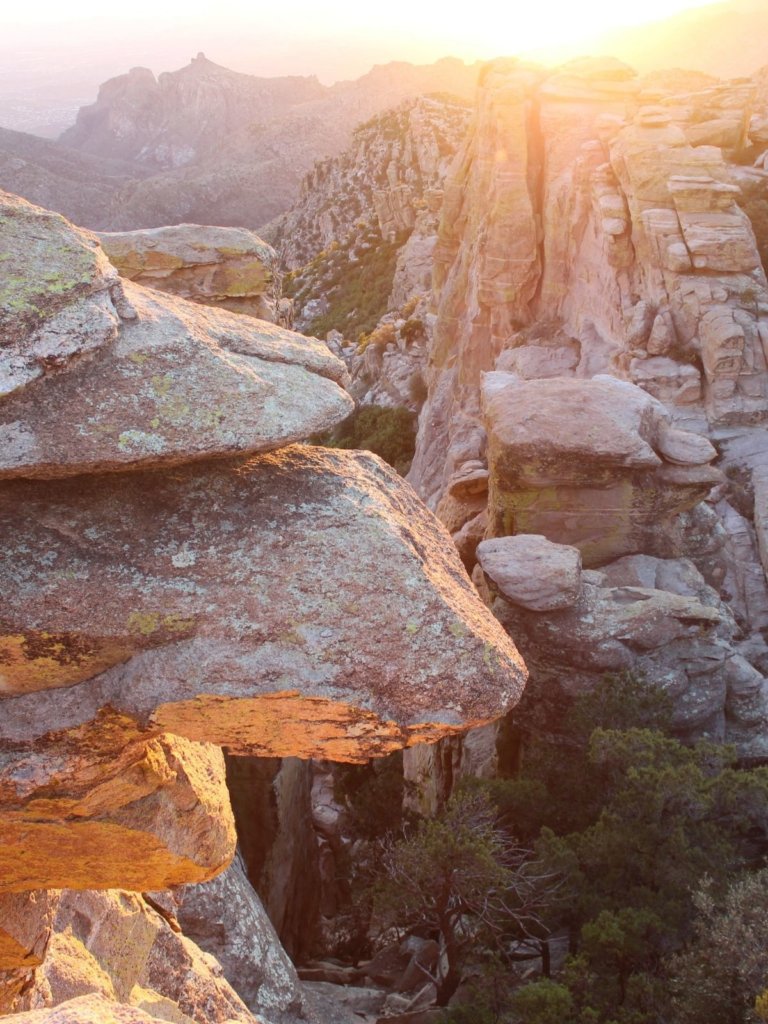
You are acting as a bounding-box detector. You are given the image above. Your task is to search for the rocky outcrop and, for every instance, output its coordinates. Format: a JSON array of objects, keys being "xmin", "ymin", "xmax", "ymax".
[
  {"xmin": 0, "ymin": 191, "xmax": 351, "ymax": 478},
  {"xmin": 408, "ymin": 58, "xmax": 768, "ymax": 511},
  {"xmin": 97, "ymin": 224, "xmax": 282, "ymax": 322},
  {"xmin": 0, "ymin": 446, "xmax": 525, "ymax": 759},
  {"xmin": 0, "ymin": 726, "xmax": 235, "ymax": 893},
  {"xmin": 172, "ymin": 857, "xmax": 305, "ymax": 1023},
  {"xmin": 406, "ymin": 59, "xmax": 546, "ymax": 508},
  {"xmin": 482, "ymin": 374, "xmax": 720, "ymax": 565},
  {"xmin": 272, "ymin": 97, "xmax": 471, "ymax": 275},
  {"xmin": 389, "ymin": 57, "xmax": 768, "ymax": 761},
  {"xmin": 476, "ymin": 535, "xmax": 582, "ymax": 611},
  {"xmin": 4, "ymin": 890, "xmax": 255, "ymax": 1023},
  {"xmin": 0, "ymin": 187, "xmax": 529, "ymax": 1024},
  {"xmin": 481, "ymin": 543, "xmax": 768, "ymax": 749},
  {"xmin": 269, "ymin": 97, "xmax": 470, "ymax": 416}
]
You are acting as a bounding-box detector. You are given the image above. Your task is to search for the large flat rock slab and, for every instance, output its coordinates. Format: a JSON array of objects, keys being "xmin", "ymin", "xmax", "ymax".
[
  {"xmin": 0, "ymin": 446, "xmax": 526, "ymax": 760},
  {"xmin": 0, "ymin": 191, "xmax": 351, "ymax": 479}
]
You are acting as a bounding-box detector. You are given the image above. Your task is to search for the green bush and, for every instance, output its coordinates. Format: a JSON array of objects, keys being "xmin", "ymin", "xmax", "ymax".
[
  {"xmin": 511, "ymin": 979, "xmax": 574, "ymax": 1024},
  {"xmin": 315, "ymin": 405, "xmax": 416, "ymax": 474}
]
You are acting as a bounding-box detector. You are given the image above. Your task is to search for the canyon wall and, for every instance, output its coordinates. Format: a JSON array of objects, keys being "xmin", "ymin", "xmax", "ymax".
[{"xmin": 401, "ymin": 56, "xmax": 768, "ymax": 760}]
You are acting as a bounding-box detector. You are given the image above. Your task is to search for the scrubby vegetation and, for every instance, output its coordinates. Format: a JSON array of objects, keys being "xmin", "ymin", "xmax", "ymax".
[
  {"xmin": 313, "ymin": 405, "xmax": 417, "ymax": 474},
  {"xmin": 285, "ymin": 228, "xmax": 409, "ymax": 342},
  {"xmin": 339, "ymin": 672, "xmax": 768, "ymax": 1023}
]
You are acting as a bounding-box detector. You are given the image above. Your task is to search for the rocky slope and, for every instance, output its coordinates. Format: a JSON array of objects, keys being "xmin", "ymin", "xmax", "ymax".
[
  {"xmin": 271, "ymin": 95, "xmax": 472, "ymax": 411},
  {"xmin": 0, "ymin": 127, "xmax": 141, "ymax": 228},
  {"xmin": 0, "ymin": 189, "xmax": 528, "ymax": 1023},
  {"xmin": 0, "ymin": 55, "xmax": 480, "ymax": 231},
  {"xmin": 401, "ymin": 55, "xmax": 768, "ymax": 760}
]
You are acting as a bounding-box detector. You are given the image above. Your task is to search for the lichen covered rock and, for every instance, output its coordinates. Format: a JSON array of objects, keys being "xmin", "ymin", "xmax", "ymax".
[
  {"xmin": 0, "ymin": 191, "xmax": 352, "ymax": 479},
  {"xmin": 98, "ymin": 224, "xmax": 281, "ymax": 322},
  {"xmin": 0, "ymin": 447, "xmax": 526, "ymax": 763}
]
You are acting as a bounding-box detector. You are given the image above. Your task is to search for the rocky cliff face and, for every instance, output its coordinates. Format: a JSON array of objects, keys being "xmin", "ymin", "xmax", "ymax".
[
  {"xmin": 271, "ymin": 96, "xmax": 472, "ymax": 274},
  {"xmin": 272, "ymin": 95, "xmax": 471, "ymax": 412},
  {"xmin": 403, "ymin": 56, "xmax": 768, "ymax": 758},
  {"xmin": 411, "ymin": 58, "xmax": 768, "ymax": 507},
  {"xmin": 0, "ymin": 189, "xmax": 527, "ymax": 1023}
]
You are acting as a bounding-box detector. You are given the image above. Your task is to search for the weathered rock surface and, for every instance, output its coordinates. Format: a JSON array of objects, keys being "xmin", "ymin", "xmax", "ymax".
[
  {"xmin": 483, "ymin": 374, "xmax": 720, "ymax": 565},
  {"xmin": 0, "ymin": 725, "xmax": 235, "ymax": 893},
  {"xmin": 6, "ymin": 890, "xmax": 256, "ymax": 1024},
  {"xmin": 8, "ymin": 995, "xmax": 168, "ymax": 1024},
  {"xmin": 476, "ymin": 535, "xmax": 582, "ymax": 611},
  {"xmin": 0, "ymin": 893, "xmax": 60, "ymax": 1012},
  {"xmin": 486, "ymin": 550, "xmax": 751, "ymax": 739},
  {"xmin": 0, "ymin": 191, "xmax": 352, "ymax": 479},
  {"xmin": 0, "ymin": 446, "xmax": 525, "ymax": 760},
  {"xmin": 98, "ymin": 224, "xmax": 281, "ymax": 322},
  {"xmin": 172, "ymin": 857, "xmax": 304, "ymax": 1023}
]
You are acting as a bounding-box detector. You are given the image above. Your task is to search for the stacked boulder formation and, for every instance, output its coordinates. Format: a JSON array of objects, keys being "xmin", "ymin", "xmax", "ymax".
[
  {"xmin": 406, "ymin": 57, "xmax": 768, "ymax": 760},
  {"xmin": 96, "ymin": 224, "xmax": 289, "ymax": 325},
  {"xmin": 0, "ymin": 190, "xmax": 527, "ymax": 1023}
]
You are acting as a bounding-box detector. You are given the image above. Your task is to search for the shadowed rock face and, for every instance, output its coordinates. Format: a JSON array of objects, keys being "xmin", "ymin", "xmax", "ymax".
[
  {"xmin": 0, "ymin": 892, "xmax": 55, "ymax": 971},
  {"xmin": 480, "ymin": 546, "xmax": 760, "ymax": 743},
  {"xmin": 0, "ymin": 446, "xmax": 526, "ymax": 759},
  {"xmin": 0, "ymin": 190, "xmax": 352, "ymax": 479}
]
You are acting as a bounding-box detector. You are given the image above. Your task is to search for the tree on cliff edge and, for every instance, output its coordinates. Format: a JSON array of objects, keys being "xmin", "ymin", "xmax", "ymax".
[{"xmin": 370, "ymin": 788, "xmax": 554, "ymax": 1005}]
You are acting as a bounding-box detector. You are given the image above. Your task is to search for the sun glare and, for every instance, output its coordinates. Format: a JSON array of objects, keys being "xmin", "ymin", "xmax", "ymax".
[{"xmin": 7, "ymin": 0, "xmax": 721, "ymax": 50}]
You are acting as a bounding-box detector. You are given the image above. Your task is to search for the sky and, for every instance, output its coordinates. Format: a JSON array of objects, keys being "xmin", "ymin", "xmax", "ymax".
[
  {"xmin": 2, "ymin": 0, "xmax": 755, "ymax": 137},
  {"xmin": 4, "ymin": 0, "xmax": 724, "ymax": 79}
]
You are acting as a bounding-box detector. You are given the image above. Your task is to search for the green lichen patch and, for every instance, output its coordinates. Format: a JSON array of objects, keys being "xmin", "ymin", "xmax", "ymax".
[{"xmin": 0, "ymin": 196, "xmax": 109, "ymax": 344}]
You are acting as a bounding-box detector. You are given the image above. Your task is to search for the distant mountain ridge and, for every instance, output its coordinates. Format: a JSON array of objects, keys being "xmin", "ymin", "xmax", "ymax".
[
  {"xmin": 60, "ymin": 54, "xmax": 330, "ymax": 168},
  {"xmin": 0, "ymin": 53, "xmax": 478, "ymax": 231},
  {"xmin": 0, "ymin": 54, "xmax": 479, "ymax": 232}
]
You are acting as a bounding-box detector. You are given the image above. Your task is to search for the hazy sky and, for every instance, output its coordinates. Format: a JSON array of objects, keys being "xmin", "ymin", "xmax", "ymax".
[{"xmin": 4, "ymin": 0, "xmax": 722, "ymax": 79}]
